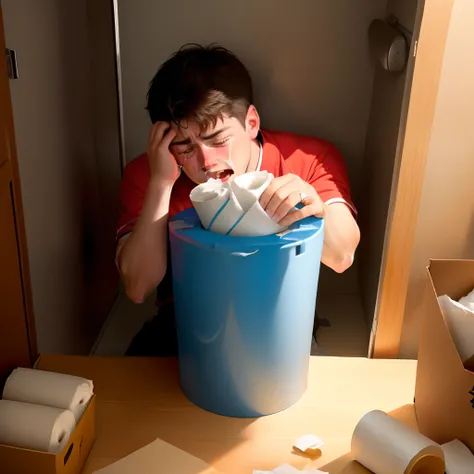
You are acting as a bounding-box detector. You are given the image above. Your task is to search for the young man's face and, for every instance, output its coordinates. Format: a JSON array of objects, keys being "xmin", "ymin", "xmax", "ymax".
[{"xmin": 169, "ymin": 106, "xmax": 260, "ymax": 184}]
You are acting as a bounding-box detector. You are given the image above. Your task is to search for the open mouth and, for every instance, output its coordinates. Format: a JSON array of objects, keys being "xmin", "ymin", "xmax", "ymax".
[{"xmin": 205, "ymin": 168, "xmax": 235, "ymax": 182}]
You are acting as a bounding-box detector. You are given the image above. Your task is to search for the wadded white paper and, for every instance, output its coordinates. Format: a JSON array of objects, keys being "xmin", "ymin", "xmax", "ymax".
[
  {"xmin": 458, "ymin": 288, "xmax": 474, "ymax": 312},
  {"xmin": 293, "ymin": 434, "xmax": 325, "ymax": 454},
  {"xmin": 438, "ymin": 293, "xmax": 474, "ymax": 364},
  {"xmin": 190, "ymin": 171, "xmax": 286, "ymax": 236}
]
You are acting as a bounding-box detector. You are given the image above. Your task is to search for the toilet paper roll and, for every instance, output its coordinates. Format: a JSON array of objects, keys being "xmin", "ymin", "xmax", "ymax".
[
  {"xmin": 0, "ymin": 400, "xmax": 76, "ymax": 453},
  {"xmin": 2, "ymin": 368, "xmax": 94, "ymax": 422},
  {"xmin": 442, "ymin": 440, "xmax": 474, "ymax": 474},
  {"xmin": 231, "ymin": 171, "xmax": 274, "ymax": 211},
  {"xmin": 190, "ymin": 179, "xmax": 246, "ymax": 234},
  {"xmin": 228, "ymin": 171, "xmax": 286, "ymax": 236},
  {"xmin": 438, "ymin": 295, "xmax": 474, "ymax": 364},
  {"xmin": 351, "ymin": 410, "xmax": 445, "ymax": 474},
  {"xmin": 228, "ymin": 200, "xmax": 286, "ymax": 236},
  {"xmin": 190, "ymin": 171, "xmax": 287, "ymax": 236},
  {"xmin": 210, "ymin": 190, "xmax": 245, "ymax": 234}
]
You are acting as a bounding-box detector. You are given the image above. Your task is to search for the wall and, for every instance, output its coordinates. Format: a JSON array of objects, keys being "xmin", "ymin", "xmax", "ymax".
[
  {"xmin": 400, "ymin": 0, "xmax": 474, "ymax": 358},
  {"xmin": 1, "ymin": 0, "xmax": 121, "ymax": 354},
  {"xmin": 358, "ymin": 1, "xmax": 421, "ymax": 327},
  {"xmin": 117, "ymin": 0, "xmax": 386, "ymax": 204}
]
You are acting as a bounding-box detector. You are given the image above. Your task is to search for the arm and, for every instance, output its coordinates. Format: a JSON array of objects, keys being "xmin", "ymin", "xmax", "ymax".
[
  {"xmin": 259, "ymin": 174, "xmax": 360, "ymax": 273},
  {"xmin": 116, "ymin": 122, "xmax": 179, "ymax": 303},
  {"xmin": 320, "ymin": 202, "xmax": 360, "ymax": 273},
  {"xmin": 116, "ymin": 180, "xmax": 172, "ymax": 303},
  {"xmin": 259, "ymin": 141, "xmax": 359, "ymax": 274}
]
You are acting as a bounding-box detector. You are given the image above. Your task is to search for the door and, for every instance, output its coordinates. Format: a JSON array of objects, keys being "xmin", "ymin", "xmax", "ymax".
[
  {"xmin": 371, "ymin": 0, "xmax": 455, "ymax": 357},
  {"xmin": 0, "ymin": 5, "xmax": 37, "ymax": 378}
]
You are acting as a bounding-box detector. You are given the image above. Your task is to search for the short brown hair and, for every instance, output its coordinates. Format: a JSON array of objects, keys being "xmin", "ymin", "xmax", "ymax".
[{"xmin": 146, "ymin": 43, "xmax": 253, "ymax": 132}]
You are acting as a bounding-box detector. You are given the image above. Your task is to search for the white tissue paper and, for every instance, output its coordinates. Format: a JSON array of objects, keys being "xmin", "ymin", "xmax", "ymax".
[
  {"xmin": 2, "ymin": 367, "xmax": 94, "ymax": 422},
  {"xmin": 438, "ymin": 293, "xmax": 474, "ymax": 365},
  {"xmin": 190, "ymin": 171, "xmax": 287, "ymax": 236},
  {"xmin": 458, "ymin": 288, "xmax": 474, "ymax": 312},
  {"xmin": 351, "ymin": 410, "xmax": 445, "ymax": 474},
  {"xmin": 442, "ymin": 439, "xmax": 474, "ymax": 474},
  {"xmin": 0, "ymin": 400, "xmax": 76, "ymax": 453},
  {"xmin": 293, "ymin": 434, "xmax": 325, "ymax": 455}
]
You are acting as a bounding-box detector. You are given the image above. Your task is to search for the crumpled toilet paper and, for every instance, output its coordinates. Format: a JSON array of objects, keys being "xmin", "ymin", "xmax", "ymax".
[
  {"xmin": 438, "ymin": 290, "xmax": 474, "ymax": 365},
  {"xmin": 458, "ymin": 288, "xmax": 474, "ymax": 312},
  {"xmin": 293, "ymin": 434, "xmax": 325, "ymax": 456},
  {"xmin": 190, "ymin": 171, "xmax": 287, "ymax": 236}
]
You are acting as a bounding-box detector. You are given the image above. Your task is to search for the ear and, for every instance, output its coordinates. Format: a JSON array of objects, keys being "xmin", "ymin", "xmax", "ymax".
[{"xmin": 245, "ymin": 105, "xmax": 260, "ymax": 139}]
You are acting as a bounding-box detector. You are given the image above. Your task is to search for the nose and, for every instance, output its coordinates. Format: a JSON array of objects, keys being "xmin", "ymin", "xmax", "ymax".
[{"xmin": 198, "ymin": 145, "xmax": 220, "ymax": 171}]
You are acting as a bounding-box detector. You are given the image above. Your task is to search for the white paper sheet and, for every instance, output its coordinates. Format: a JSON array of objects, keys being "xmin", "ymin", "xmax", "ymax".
[
  {"xmin": 93, "ymin": 438, "xmax": 219, "ymax": 474},
  {"xmin": 442, "ymin": 439, "xmax": 474, "ymax": 474},
  {"xmin": 438, "ymin": 294, "xmax": 474, "ymax": 364},
  {"xmin": 190, "ymin": 171, "xmax": 287, "ymax": 236}
]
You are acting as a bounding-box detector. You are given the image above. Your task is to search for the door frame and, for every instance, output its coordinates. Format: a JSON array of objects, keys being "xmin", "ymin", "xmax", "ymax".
[{"xmin": 371, "ymin": 0, "xmax": 455, "ymax": 358}]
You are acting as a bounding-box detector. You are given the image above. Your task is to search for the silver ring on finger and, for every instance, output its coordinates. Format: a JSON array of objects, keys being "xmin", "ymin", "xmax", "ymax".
[{"xmin": 298, "ymin": 191, "xmax": 308, "ymax": 203}]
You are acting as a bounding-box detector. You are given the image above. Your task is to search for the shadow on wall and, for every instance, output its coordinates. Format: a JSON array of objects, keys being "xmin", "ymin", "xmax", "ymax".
[
  {"xmin": 55, "ymin": 1, "xmax": 120, "ymax": 353},
  {"xmin": 255, "ymin": 70, "xmax": 362, "ymax": 298}
]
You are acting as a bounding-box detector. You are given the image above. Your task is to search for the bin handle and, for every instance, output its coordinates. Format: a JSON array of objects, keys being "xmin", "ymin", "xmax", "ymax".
[{"xmin": 230, "ymin": 250, "xmax": 259, "ymax": 258}]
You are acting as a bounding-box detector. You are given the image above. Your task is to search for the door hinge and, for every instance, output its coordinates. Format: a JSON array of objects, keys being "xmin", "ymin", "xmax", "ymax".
[{"xmin": 6, "ymin": 48, "xmax": 19, "ymax": 79}]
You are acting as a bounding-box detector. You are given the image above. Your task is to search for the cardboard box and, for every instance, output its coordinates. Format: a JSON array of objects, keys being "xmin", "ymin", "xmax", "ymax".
[
  {"xmin": 414, "ymin": 259, "xmax": 474, "ymax": 451},
  {"xmin": 0, "ymin": 356, "xmax": 96, "ymax": 474}
]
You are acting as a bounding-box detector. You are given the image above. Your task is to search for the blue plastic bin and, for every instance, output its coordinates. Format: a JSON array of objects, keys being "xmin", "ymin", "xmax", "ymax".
[{"xmin": 169, "ymin": 207, "xmax": 325, "ymax": 417}]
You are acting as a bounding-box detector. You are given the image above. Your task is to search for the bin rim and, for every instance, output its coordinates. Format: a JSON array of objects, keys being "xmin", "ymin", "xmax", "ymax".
[{"xmin": 169, "ymin": 207, "xmax": 324, "ymax": 251}]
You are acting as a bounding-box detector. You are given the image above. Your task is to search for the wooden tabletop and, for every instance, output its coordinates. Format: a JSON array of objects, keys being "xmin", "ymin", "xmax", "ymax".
[{"xmin": 37, "ymin": 355, "xmax": 418, "ymax": 474}]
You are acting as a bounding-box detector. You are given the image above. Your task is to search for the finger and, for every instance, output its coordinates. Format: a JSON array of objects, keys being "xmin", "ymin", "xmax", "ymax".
[
  {"xmin": 279, "ymin": 203, "xmax": 319, "ymax": 227},
  {"xmin": 160, "ymin": 127, "xmax": 177, "ymax": 149},
  {"xmin": 264, "ymin": 179, "xmax": 300, "ymax": 218},
  {"xmin": 279, "ymin": 199, "xmax": 326, "ymax": 226},
  {"xmin": 272, "ymin": 190, "xmax": 312, "ymax": 223},
  {"xmin": 259, "ymin": 175, "xmax": 296, "ymax": 209},
  {"xmin": 150, "ymin": 121, "xmax": 170, "ymax": 147}
]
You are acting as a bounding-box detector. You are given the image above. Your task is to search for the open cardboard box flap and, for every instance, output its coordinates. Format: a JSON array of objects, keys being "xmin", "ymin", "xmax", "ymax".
[{"xmin": 415, "ymin": 259, "xmax": 474, "ymax": 451}]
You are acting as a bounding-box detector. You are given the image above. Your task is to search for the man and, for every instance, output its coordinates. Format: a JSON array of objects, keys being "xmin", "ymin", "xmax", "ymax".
[{"xmin": 116, "ymin": 44, "xmax": 360, "ymax": 356}]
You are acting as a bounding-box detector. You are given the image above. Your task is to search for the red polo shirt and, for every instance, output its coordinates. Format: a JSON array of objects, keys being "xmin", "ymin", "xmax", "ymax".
[
  {"xmin": 117, "ymin": 129, "xmax": 356, "ymax": 306},
  {"xmin": 117, "ymin": 129, "xmax": 356, "ymax": 241}
]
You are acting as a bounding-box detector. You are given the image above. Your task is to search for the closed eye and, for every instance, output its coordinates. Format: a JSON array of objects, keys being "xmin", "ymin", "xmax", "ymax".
[
  {"xmin": 177, "ymin": 148, "xmax": 195, "ymax": 158},
  {"xmin": 212, "ymin": 137, "xmax": 230, "ymax": 147}
]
